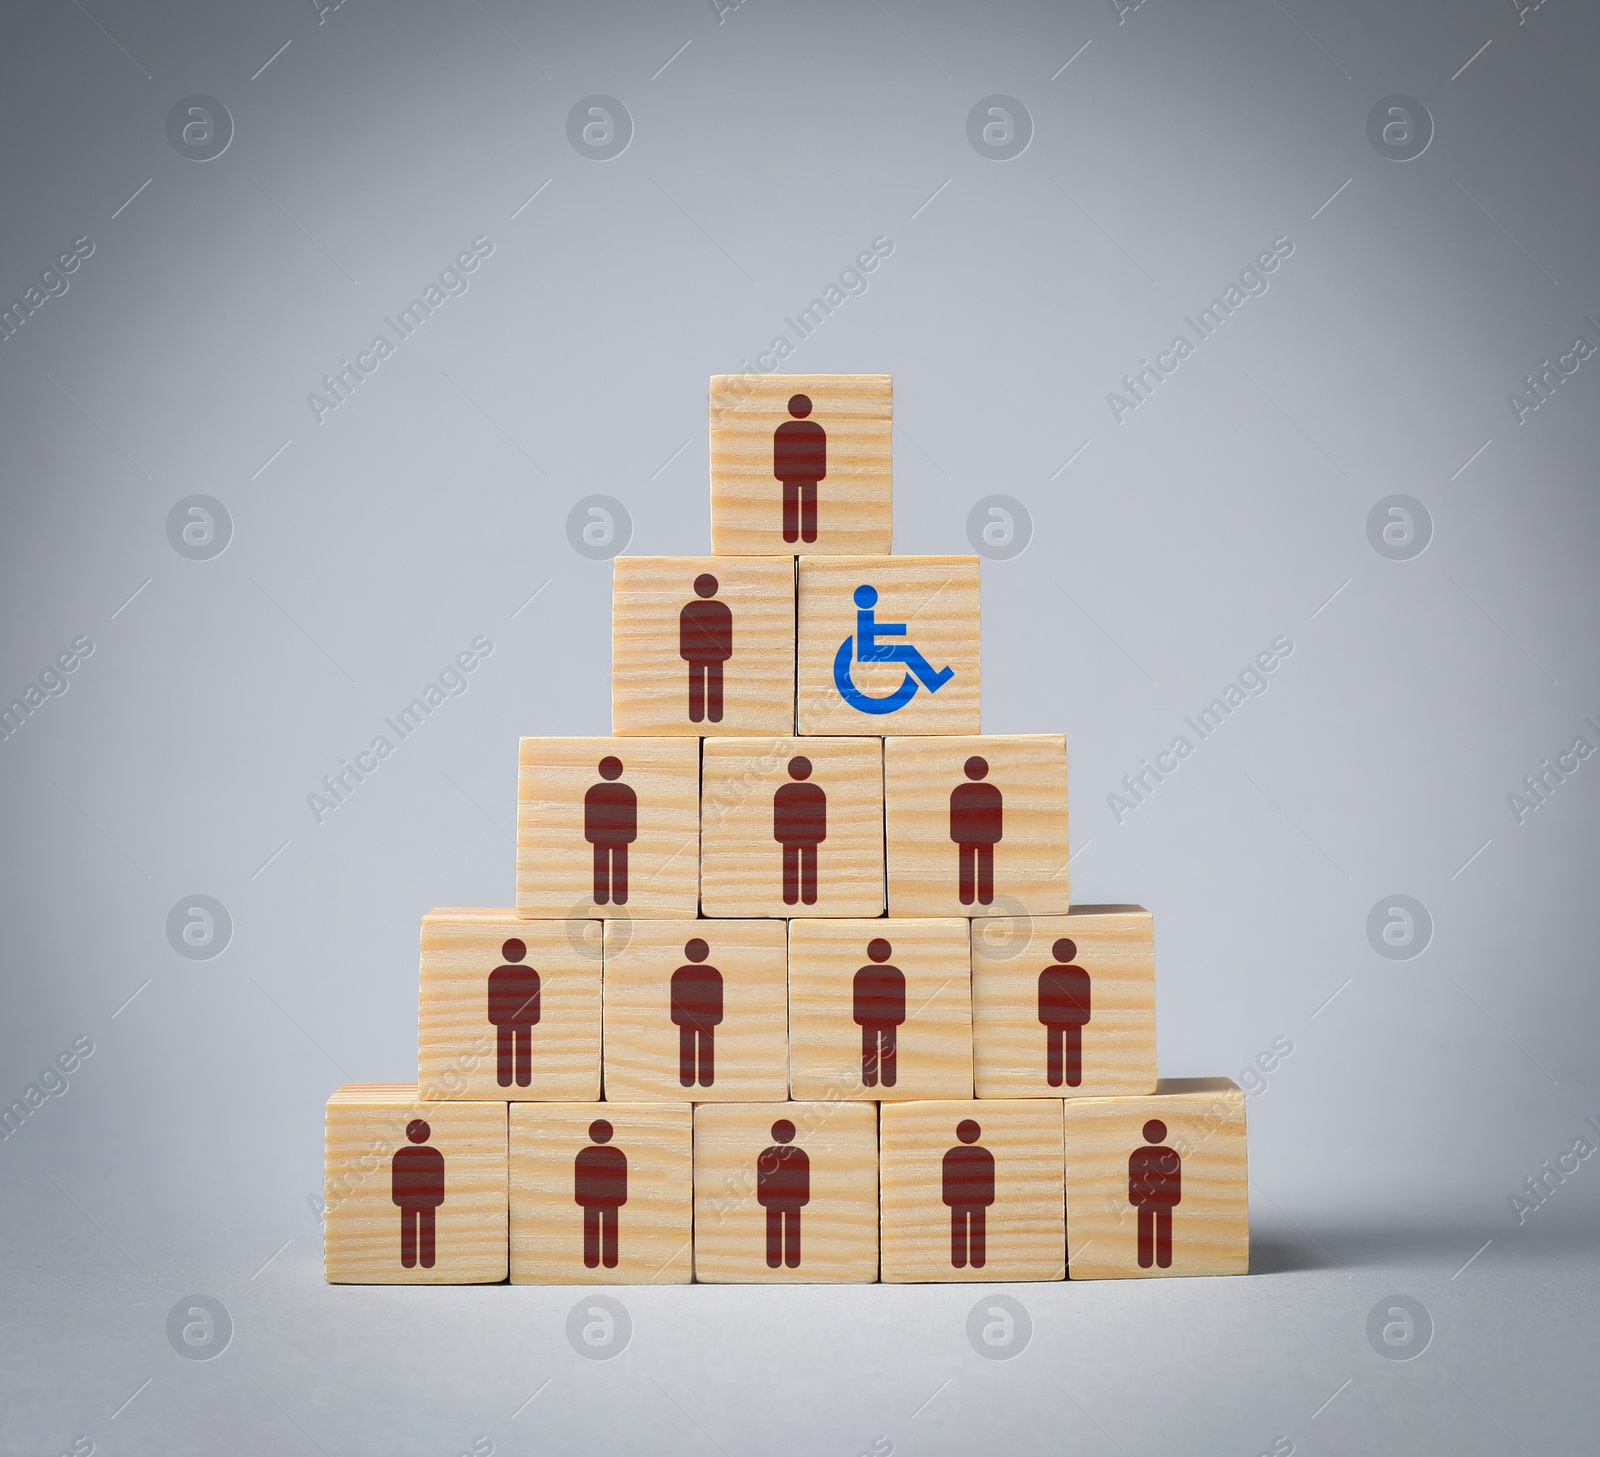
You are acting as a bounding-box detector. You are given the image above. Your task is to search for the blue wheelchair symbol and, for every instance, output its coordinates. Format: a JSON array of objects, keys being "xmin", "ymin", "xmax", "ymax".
[{"xmin": 833, "ymin": 584, "xmax": 955, "ymax": 715}]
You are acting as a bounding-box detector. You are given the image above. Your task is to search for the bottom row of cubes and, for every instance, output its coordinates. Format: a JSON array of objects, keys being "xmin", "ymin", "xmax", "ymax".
[{"xmin": 326, "ymin": 1080, "xmax": 1248, "ymax": 1283}]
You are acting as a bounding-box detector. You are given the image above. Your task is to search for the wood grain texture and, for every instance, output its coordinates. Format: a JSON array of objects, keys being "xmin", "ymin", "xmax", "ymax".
[
  {"xmin": 602, "ymin": 919, "xmax": 789, "ymax": 1102},
  {"xmin": 796, "ymin": 556, "xmax": 980, "ymax": 735},
  {"xmin": 517, "ymin": 736, "xmax": 700, "ymax": 919},
  {"xmin": 612, "ymin": 555, "xmax": 795, "ymax": 737},
  {"xmin": 509, "ymin": 1103, "xmax": 692, "ymax": 1284},
  {"xmin": 879, "ymin": 1099, "xmax": 1065, "ymax": 1283},
  {"xmin": 971, "ymin": 906, "xmax": 1158, "ymax": 1099},
  {"xmin": 710, "ymin": 374, "xmax": 892, "ymax": 557},
  {"xmin": 1062, "ymin": 1078, "xmax": 1249, "ymax": 1279},
  {"xmin": 419, "ymin": 910, "xmax": 601, "ymax": 1103},
  {"xmin": 693, "ymin": 1101, "xmax": 879, "ymax": 1283},
  {"xmin": 885, "ymin": 735, "xmax": 1069, "ymax": 918},
  {"xmin": 324, "ymin": 1086, "xmax": 507, "ymax": 1284},
  {"xmin": 788, "ymin": 919, "xmax": 973, "ymax": 1102},
  {"xmin": 700, "ymin": 737, "xmax": 884, "ymax": 918}
]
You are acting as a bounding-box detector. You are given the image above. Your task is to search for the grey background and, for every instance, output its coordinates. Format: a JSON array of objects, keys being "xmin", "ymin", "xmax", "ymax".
[{"xmin": 2, "ymin": 0, "xmax": 1596, "ymax": 1453}]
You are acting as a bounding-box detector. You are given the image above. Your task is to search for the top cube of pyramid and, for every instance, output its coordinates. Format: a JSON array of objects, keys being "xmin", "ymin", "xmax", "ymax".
[{"xmin": 710, "ymin": 375, "xmax": 892, "ymax": 556}]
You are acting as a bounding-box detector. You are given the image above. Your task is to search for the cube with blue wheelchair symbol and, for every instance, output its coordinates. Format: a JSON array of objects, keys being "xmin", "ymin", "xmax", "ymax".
[{"xmin": 796, "ymin": 556, "xmax": 980, "ymax": 736}]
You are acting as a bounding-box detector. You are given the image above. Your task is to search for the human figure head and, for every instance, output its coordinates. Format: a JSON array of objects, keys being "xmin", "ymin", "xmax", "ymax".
[
  {"xmin": 502, "ymin": 938, "xmax": 526, "ymax": 962},
  {"xmin": 694, "ymin": 573, "xmax": 718, "ymax": 599},
  {"xmin": 1052, "ymin": 938, "xmax": 1076, "ymax": 962},
  {"xmin": 787, "ymin": 394, "xmax": 812, "ymax": 418},
  {"xmin": 684, "ymin": 937, "xmax": 710, "ymax": 963},
  {"xmin": 589, "ymin": 1119, "xmax": 613, "ymax": 1144},
  {"xmin": 956, "ymin": 1119, "xmax": 981, "ymax": 1145},
  {"xmin": 406, "ymin": 1119, "xmax": 430, "ymax": 1144},
  {"xmin": 787, "ymin": 756, "xmax": 812, "ymax": 781},
  {"xmin": 770, "ymin": 1118, "xmax": 796, "ymax": 1144},
  {"xmin": 1143, "ymin": 1119, "xmax": 1167, "ymax": 1144},
  {"xmin": 598, "ymin": 756, "xmax": 624, "ymax": 781},
  {"xmin": 866, "ymin": 938, "xmax": 892, "ymax": 963},
  {"xmin": 853, "ymin": 584, "xmax": 878, "ymax": 609},
  {"xmin": 964, "ymin": 756, "xmax": 989, "ymax": 781}
]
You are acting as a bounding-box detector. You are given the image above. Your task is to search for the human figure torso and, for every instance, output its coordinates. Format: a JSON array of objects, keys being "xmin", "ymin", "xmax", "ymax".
[
  {"xmin": 852, "ymin": 963, "xmax": 905, "ymax": 1026},
  {"xmin": 584, "ymin": 782, "xmax": 637, "ymax": 842},
  {"xmin": 670, "ymin": 964, "xmax": 724, "ymax": 1028},
  {"xmin": 487, "ymin": 964, "xmax": 540, "ymax": 1024}
]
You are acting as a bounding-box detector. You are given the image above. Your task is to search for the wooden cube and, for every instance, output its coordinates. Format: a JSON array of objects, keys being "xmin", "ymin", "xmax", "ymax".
[
  {"xmin": 880, "ymin": 1100, "xmax": 1065, "ymax": 1283},
  {"xmin": 324, "ymin": 1085, "xmax": 506, "ymax": 1284},
  {"xmin": 612, "ymin": 556, "xmax": 794, "ymax": 737},
  {"xmin": 692, "ymin": 1101, "xmax": 879, "ymax": 1283},
  {"xmin": 1062, "ymin": 1078, "xmax": 1249, "ymax": 1279},
  {"xmin": 517, "ymin": 736, "xmax": 699, "ymax": 919},
  {"xmin": 700, "ymin": 738, "xmax": 883, "ymax": 919},
  {"xmin": 885, "ymin": 734, "xmax": 1069, "ymax": 918},
  {"xmin": 419, "ymin": 910, "xmax": 601, "ymax": 1103},
  {"xmin": 788, "ymin": 919, "xmax": 973, "ymax": 1101},
  {"xmin": 602, "ymin": 919, "xmax": 788, "ymax": 1102},
  {"xmin": 709, "ymin": 374, "xmax": 892, "ymax": 557},
  {"xmin": 971, "ymin": 906, "xmax": 1158, "ymax": 1099},
  {"xmin": 796, "ymin": 556, "xmax": 980, "ymax": 736},
  {"xmin": 510, "ymin": 1103, "xmax": 692, "ymax": 1284}
]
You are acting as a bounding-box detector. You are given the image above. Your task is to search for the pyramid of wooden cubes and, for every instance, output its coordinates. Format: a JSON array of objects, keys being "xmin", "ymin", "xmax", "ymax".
[{"xmin": 324, "ymin": 375, "xmax": 1250, "ymax": 1285}]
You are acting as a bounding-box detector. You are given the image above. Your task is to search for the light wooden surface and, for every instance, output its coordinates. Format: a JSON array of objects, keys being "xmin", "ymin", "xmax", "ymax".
[
  {"xmin": 971, "ymin": 906, "xmax": 1158, "ymax": 1099},
  {"xmin": 880, "ymin": 1099, "xmax": 1065, "ymax": 1283},
  {"xmin": 419, "ymin": 909, "xmax": 601, "ymax": 1103},
  {"xmin": 710, "ymin": 375, "xmax": 893, "ymax": 557},
  {"xmin": 700, "ymin": 738, "xmax": 884, "ymax": 918},
  {"xmin": 796, "ymin": 556, "xmax": 980, "ymax": 735},
  {"xmin": 788, "ymin": 919, "xmax": 973, "ymax": 1102},
  {"xmin": 612, "ymin": 555, "xmax": 795, "ymax": 737},
  {"xmin": 1062, "ymin": 1078, "xmax": 1249, "ymax": 1279},
  {"xmin": 603, "ymin": 919, "xmax": 789, "ymax": 1101},
  {"xmin": 510, "ymin": 1103, "xmax": 692, "ymax": 1284},
  {"xmin": 693, "ymin": 1101, "xmax": 880, "ymax": 1283},
  {"xmin": 517, "ymin": 736, "xmax": 700, "ymax": 919},
  {"xmin": 324, "ymin": 1085, "xmax": 507, "ymax": 1284},
  {"xmin": 885, "ymin": 734, "xmax": 1069, "ymax": 918}
]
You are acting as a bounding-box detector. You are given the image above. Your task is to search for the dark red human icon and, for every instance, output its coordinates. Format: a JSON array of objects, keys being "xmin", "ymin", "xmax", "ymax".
[
  {"xmin": 773, "ymin": 756, "xmax": 826, "ymax": 906},
  {"xmin": 1128, "ymin": 1118, "xmax": 1181, "ymax": 1269},
  {"xmin": 680, "ymin": 573, "xmax": 733, "ymax": 724},
  {"xmin": 574, "ymin": 1118, "xmax": 628, "ymax": 1269},
  {"xmin": 392, "ymin": 1118, "xmax": 445, "ymax": 1269},
  {"xmin": 943, "ymin": 1119, "xmax": 995, "ymax": 1269},
  {"xmin": 584, "ymin": 756, "xmax": 636, "ymax": 905},
  {"xmin": 1037, "ymin": 937, "xmax": 1091, "ymax": 1088},
  {"xmin": 773, "ymin": 393, "xmax": 826, "ymax": 544},
  {"xmin": 757, "ymin": 1117, "xmax": 810, "ymax": 1268},
  {"xmin": 670, "ymin": 937, "xmax": 723, "ymax": 1087},
  {"xmin": 852, "ymin": 938, "xmax": 905, "ymax": 1088},
  {"xmin": 949, "ymin": 756, "xmax": 1003, "ymax": 906},
  {"xmin": 486, "ymin": 937, "xmax": 540, "ymax": 1088}
]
